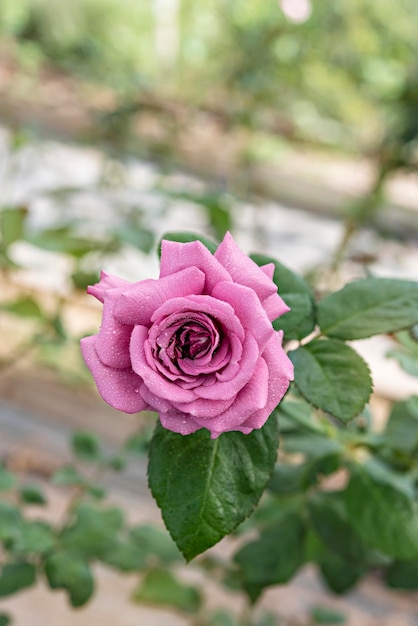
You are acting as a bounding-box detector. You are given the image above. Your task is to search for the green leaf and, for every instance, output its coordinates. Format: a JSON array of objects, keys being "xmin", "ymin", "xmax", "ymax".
[
  {"xmin": 61, "ymin": 503, "xmax": 124, "ymax": 560},
  {"xmin": 44, "ymin": 552, "xmax": 94, "ymax": 607},
  {"xmin": 277, "ymin": 398, "xmax": 325, "ymax": 434},
  {"xmin": 100, "ymin": 539, "xmax": 148, "ymax": 572},
  {"xmin": 269, "ymin": 455, "xmax": 341, "ymax": 496},
  {"xmin": 12, "ymin": 521, "xmax": 54, "ymax": 556},
  {"xmin": 0, "ymin": 563, "xmax": 36, "ymax": 597},
  {"xmin": 311, "ymin": 605, "xmax": 346, "ymax": 624},
  {"xmin": 206, "ymin": 610, "xmax": 239, "ymax": 626},
  {"xmin": 129, "ymin": 524, "xmax": 182, "ymax": 564},
  {"xmin": 251, "ymin": 254, "xmax": 316, "ymax": 340},
  {"xmin": 384, "ymin": 396, "xmax": 418, "ymax": 454},
  {"xmin": 71, "ymin": 431, "xmax": 102, "ymax": 463},
  {"xmin": 0, "ymin": 297, "xmax": 43, "ymax": 320},
  {"xmin": 0, "ymin": 502, "xmax": 22, "ymax": 542},
  {"xmin": 115, "ymin": 227, "xmax": 154, "ymax": 253},
  {"xmin": 308, "ymin": 492, "xmax": 370, "ymax": 566},
  {"xmin": 345, "ymin": 461, "xmax": 418, "ymax": 560},
  {"xmin": 158, "ymin": 232, "xmax": 218, "ymax": 257},
  {"xmin": 133, "ymin": 568, "xmax": 202, "ymax": 614},
  {"xmin": 234, "ymin": 511, "xmax": 306, "ymax": 602},
  {"xmin": 0, "ymin": 207, "xmax": 27, "ymax": 249},
  {"xmin": 51, "ymin": 465, "xmax": 86, "ymax": 487},
  {"xmin": 148, "ymin": 416, "xmax": 279, "ymax": 561},
  {"xmin": 0, "ymin": 467, "xmax": 17, "ymax": 492},
  {"xmin": 317, "ymin": 278, "xmax": 418, "ymax": 340},
  {"xmin": 289, "ymin": 339, "xmax": 372, "ymax": 422},
  {"xmin": 318, "ymin": 550, "xmax": 364, "ymax": 594},
  {"xmin": 282, "ymin": 433, "xmax": 343, "ymax": 459},
  {"xmin": 19, "ymin": 484, "xmax": 47, "ymax": 505},
  {"xmin": 386, "ymin": 559, "xmax": 418, "ymax": 590},
  {"xmin": 0, "ymin": 612, "xmax": 11, "ymax": 626}
]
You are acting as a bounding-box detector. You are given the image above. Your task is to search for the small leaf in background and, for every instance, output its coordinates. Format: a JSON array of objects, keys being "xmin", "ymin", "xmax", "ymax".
[
  {"xmin": 317, "ymin": 278, "xmax": 418, "ymax": 340},
  {"xmin": 251, "ymin": 254, "xmax": 316, "ymax": 340},
  {"xmin": 0, "ymin": 297, "xmax": 43, "ymax": 320},
  {"xmin": 71, "ymin": 431, "xmax": 102, "ymax": 463},
  {"xmin": 19, "ymin": 484, "xmax": 47, "ymax": 506},
  {"xmin": 100, "ymin": 539, "xmax": 148, "ymax": 572},
  {"xmin": 310, "ymin": 605, "xmax": 346, "ymax": 624},
  {"xmin": 148, "ymin": 416, "xmax": 279, "ymax": 561},
  {"xmin": 386, "ymin": 559, "xmax": 418, "ymax": 590},
  {"xmin": 0, "ymin": 562, "xmax": 36, "ymax": 597},
  {"xmin": 61, "ymin": 503, "xmax": 124, "ymax": 560},
  {"xmin": 0, "ymin": 206, "xmax": 27, "ymax": 250},
  {"xmin": 51, "ymin": 465, "xmax": 86, "ymax": 487},
  {"xmin": 0, "ymin": 502, "xmax": 22, "ymax": 542},
  {"xmin": 132, "ymin": 568, "xmax": 202, "ymax": 614},
  {"xmin": 276, "ymin": 398, "xmax": 324, "ymax": 434},
  {"xmin": 387, "ymin": 330, "xmax": 418, "ymax": 377},
  {"xmin": 71, "ymin": 271, "xmax": 100, "ymax": 291},
  {"xmin": 0, "ymin": 612, "xmax": 11, "ymax": 626},
  {"xmin": 115, "ymin": 226, "xmax": 154, "ymax": 253},
  {"xmin": 0, "ymin": 467, "xmax": 17, "ymax": 492},
  {"xmin": 308, "ymin": 492, "xmax": 370, "ymax": 566},
  {"xmin": 384, "ymin": 396, "xmax": 418, "ymax": 454},
  {"xmin": 289, "ymin": 339, "xmax": 372, "ymax": 423},
  {"xmin": 129, "ymin": 524, "xmax": 182, "ymax": 564},
  {"xmin": 123, "ymin": 428, "xmax": 154, "ymax": 456},
  {"xmin": 11, "ymin": 521, "xmax": 54, "ymax": 556},
  {"xmin": 345, "ymin": 460, "xmax": 418, "ymax": 560},
  {"xmin": 44, "ymin": 552, "xmax": 94, "ymax": 607},
  {"xmin": 158, "ymin": 231, "xmax": 218, "ymax": 256},
  {"xmin": 234, "ymin": 511, "xmax": 306, "ymax": 602},
  {"xmin": 205, "ymin": 609, "xmax": 239, "ymax": 626},
  {"xmin": 318, "ymin": 549, "xmax": 364, "ymax": 594}
]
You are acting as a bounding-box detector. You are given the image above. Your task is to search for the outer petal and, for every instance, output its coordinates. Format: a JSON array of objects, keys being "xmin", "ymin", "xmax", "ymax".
[
  {"xmin": 263, "ymin": 292, "xmax": 290, "ymax": 322},
  {"xmin": 215, "ymin": 232, "xmax": 277, "ymax": 301},
  {"xmin": 95, "ymin": 288, "xmax": 133, "ymax": 370},
  {"xmin": 80, "ymin": 336, "xmax": 147, "ymax": 414},
  {"xmin": 114, "ymin": 267, "xmax": 206, "ymax": 326},
  {"xmin": 160, "ymin": 239, "xmax": 232, "ymax": 292},
  {"xmin": 211, "ymin": 281, "xmax": 273, "ymax": 350},
  {"xmin": 88, "ymin": 271, "xmax": 131, "ymax": 303},
  {"xmin": 239, "ymin": 331, "xmax": 293, "ymax": 431},
  {"xmin": 159, "ymin": 410, "xmax": 202, "ymax": 436}
]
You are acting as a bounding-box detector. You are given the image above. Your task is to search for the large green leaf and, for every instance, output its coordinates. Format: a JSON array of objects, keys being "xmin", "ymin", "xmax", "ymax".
[
  {"xmin": 60, "ymin": 503, "xmax": 124, "ymax": 559},
  {"xmin": 345, "ymin": 460, "xmax": 418, "ymax": 560},
  {"xmin": 233, "ymin": 511, "xmax": 306, "ymax": 601},
  {"xmin": 317, "ymin": 278, "xmax": 418, "ymax": 340},
  {"xmin": 251, "ymin": 254, "xmax": 316, "ymax": 340},
  {"xmin": 133, "ymin": 568, "xmax": 202, "ymax": 614},
  {"xmin": 148, "ymin": 417, "xmax": 279, "ymax": 561},
  {"xmin": 289, "ymin": 339, "xmax": 372, "ymax": 422}
]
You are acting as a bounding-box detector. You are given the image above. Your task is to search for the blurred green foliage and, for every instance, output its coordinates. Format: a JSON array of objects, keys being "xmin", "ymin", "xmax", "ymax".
[{"xmin": 1, "ymin": 0, "xmax": 418, "ymax": 153}]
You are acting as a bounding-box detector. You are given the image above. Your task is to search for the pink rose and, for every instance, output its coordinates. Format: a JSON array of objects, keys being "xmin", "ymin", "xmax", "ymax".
[{"xmin": 81, "ymin": 233, "xmax": 294, "ymax": 438}]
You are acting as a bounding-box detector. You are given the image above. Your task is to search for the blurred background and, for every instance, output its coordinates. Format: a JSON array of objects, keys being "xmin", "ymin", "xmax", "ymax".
[{"xmin": 0, "ymin": 1, "xmax": 418, "ymax": 625}]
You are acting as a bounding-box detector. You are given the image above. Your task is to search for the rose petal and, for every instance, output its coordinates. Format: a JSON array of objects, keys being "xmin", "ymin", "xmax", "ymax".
[
  {"xmin": 240, "ymin": 331, "xmax": 293, "ymax": 430},
  {"xmin": 160, "ymin": 239, "xmax": 232, "ymax": 292},
  {"xmin": 195, "ymin": 333, "xmax": 259, "ymax": 400},
  {"xmin": 80, "ymin": 336, "xmax": 147, "ymax": 414},
  {"xmin": 130, "ymin": 325, "xmax": 196, "ymax": 403},
  {"xmin": 114, "ymin": 266, "xmax": 206, "ymax": 327},
  {"xmin": 215, "ymin": 232, "xmax": 277, "ymax": 301},
  {"xmin": 192, "ymin": 357, "xmax": 269, "ymax": 436},
  {"xmin": 159, "ymin": 410, "xmax": 202, "ymax": 436},
  {"xmin": 88, "ymin": 271, "xmax": 131, "ymax": 303},
  {"xmin": 94, "ymin": 288, "xmax": 133, "ymax": 370},
  {"xmin": 261, "ymin": 263, "xmax": 275, "ymax": 280},
  {"xmin": 173, "ymin": 394, "xmax": 236, "ymax": 419},
  {"xmin": 212, "ymin": 281, "xmax": 273, "ymax": 351}
]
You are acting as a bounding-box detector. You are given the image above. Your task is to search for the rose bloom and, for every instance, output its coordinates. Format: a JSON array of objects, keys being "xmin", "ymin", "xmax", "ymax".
[{"xmin": 81, "ymin": 233, "xmax": 293, "ymax": 438}]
